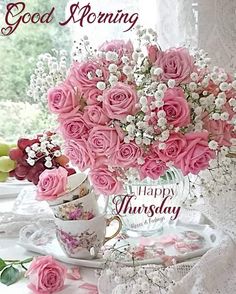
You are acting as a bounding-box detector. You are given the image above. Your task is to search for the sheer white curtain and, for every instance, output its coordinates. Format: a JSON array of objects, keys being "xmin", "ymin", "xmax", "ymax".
[{"xmin": 155, "ymin": 0, "xmax": 235, "ymax": 71}]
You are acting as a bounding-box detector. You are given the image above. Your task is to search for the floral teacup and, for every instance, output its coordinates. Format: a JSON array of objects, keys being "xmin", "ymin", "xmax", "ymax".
[
  {"xmin": 51, "ymin": 192, "xmax": 99, "ymax": 221},
  {"xmin": 49, "ymin": 173, "xmax": 90, "ymax": 206},
  {"xmin": 55, "ymin": 214, "xmax": 122, "ymax": 259}
]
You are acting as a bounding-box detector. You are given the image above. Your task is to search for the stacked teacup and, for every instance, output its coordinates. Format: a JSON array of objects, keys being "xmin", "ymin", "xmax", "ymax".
[{"xmin": 37, "ymin": 168, "xmax": 122, "ymax": 260}]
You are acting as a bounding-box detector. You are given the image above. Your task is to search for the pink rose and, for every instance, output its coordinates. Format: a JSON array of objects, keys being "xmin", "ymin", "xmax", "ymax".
[
  {"xmin": 83, "ymin": 105, "xmax": 110, "ymax": 127},
  {"xmin": 153, "ymin": 133, "xmax": 187, "ymax": 162},
  {"xmin": 155, "ymin": 48, "xmax": 194, "ymax": 84},
  {"xmin": 86, "ymin": 87, "xmax": 103, "ymax": 105},
  {"xmin": 112, "ymin": 142, "xmax": 142, "ymax": 168},
  {"xmin": 139, "ymin": 154, "xmax": 168, "ymax": 180},
  {"xmin": 103, "ymin": 83, "xmax": 138, "ymax": 120},
  {"xmin": 99, "ymin": 40, "xmax": 134, "ymax": 64},
  {"xmin": 59, "ymin": 112, "xmax": 89, "ymax": 140},
  {"xmin": 175, "ymin": 132, "xmax": 216, "ymax": 175},
  {"xmin": 67, "ymin": 61, "xmax": 108, "ymax": 104},
  {"xmin": 162, "ymin": 88, "xmax": 190, "ymax": 127},
  {"xmin": 89, "ymin": 166, "xmax": 123, "ymax": 195},
  {"xmin": 37, "ymin": 167, "xmax": 68, "ymax": 201},
  {"xmin": 64, "ymin": 139, "xmax": 94, "ymax": 171},
  {"xmin": 68, "ymin": 61, "xmax": 107, "ymax": 90},
  {"xmin": 26, "ymin": 256, "xmax": 67, "ymax": 294},
  {"xmin": 203, "ymin": 116, "xmax": 235, "ymax": 147},
  {"xmin": 147, "ymin": 44, "xmax": 159, "ymax": 64},
  {"xmin": 88, "ymin": 126, "xmax": 120, "ymax": 157},
  {"xmin": 47, "ymin": 83, "xmax": 80, "ymax": 114}
]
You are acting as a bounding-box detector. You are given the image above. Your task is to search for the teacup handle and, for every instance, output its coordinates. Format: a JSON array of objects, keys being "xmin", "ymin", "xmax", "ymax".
[{"xmin": 104, "ymin": 216, "xmax": 122, "ymax": 244}]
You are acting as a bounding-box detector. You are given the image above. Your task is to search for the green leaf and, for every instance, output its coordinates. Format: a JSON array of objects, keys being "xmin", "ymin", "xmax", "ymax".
[
  {"xmin": 0, "ymin": 259, "xmax": 7, "ymax": 271},
  {"xmin": 21, "ymin": 257, "xmax": 33, "ymax": 264},
  {"xmin": 0, "ymin": 266, "xmax": 20, "ymax": 286}
]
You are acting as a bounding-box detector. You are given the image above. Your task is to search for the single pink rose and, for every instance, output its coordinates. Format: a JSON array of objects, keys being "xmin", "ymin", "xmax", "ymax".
[
  {"xmin": 203, "ymin": 116, "xmax": 235, "ymax": 147},
  {"xmin": 26, "ymin": 256, "xmax": 67, "ymax": 294},
  {"xmin": 103, "ymin": 83, "xmax": 138, "ymax": 120},
  {"xmin": 174, "ymin": 132, "xmax": 216, "ymax": 175},
  {"xmin": 153, "ymin": 133, "xmax": 187, "ymax": 162},
  {"xmin": 37, "ymin": 167, "xmax": 68, "ymax": 201},
  {"xmin": 47, "ymin": 83, "xmax": 80, "ymax": 114},
  {"xmin": 85, "ymin": 87, "xmax": 103, "ymax": 105},
  {"xmin": 67, "ymin": 61, "xmax": 108, "ymax": 102},
  {"xmin": 83, "ymin": 105, "xmax": 110, "ymax": 127},
  {"xmin": 88, "ymin": 126, "xmax": 120, "ymax": 157},
  {"xmin": 139, "ymin": 154, "xmax": 168, "ymax": 180},
  {"xmin": 112, "ymin": 141, "xmax": 142, "ymax": 168},
  {"xmin": 59, "ymin": 112, "xmax": 89, "ymax": 140},
  {"xmin": 162, "ymin": 88, "xmax": 190, "ymax": 127},
  {"xmin": 155, "ymin": 48, "xmax": 194, "ymax": 84},
  {"xmin": 68, "ymin": 61, "xmax": 107, "ymax": 90},
  {"xmin": 99, "ymin": 40, "xmax": 134, "ymax": 64},
  {"xmin": 147, "ymin": 44, "xmax": 159, "ymax": 64},
  {"xmin": 64, "ymin": 139, "xmax": 94, "ymax": 171},
  {"xmin": 89, "ymin": 166, "xmax": 123, "ymax": 196}
]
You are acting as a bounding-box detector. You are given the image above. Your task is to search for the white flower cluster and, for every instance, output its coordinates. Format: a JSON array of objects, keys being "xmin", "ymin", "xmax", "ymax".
[
  {"xmin": 99, "ymin": 242, "xmax": 175, "ymax": 294},
  {"xmin": 26, "ymin": 133, "xmax": 61, "ymax": 168},
  {"xmin": 185, "ymin": 66, "xmax": 236, "ymax": 133},
  {"xmin": 72, "ymin": 35, "xmax": 94, "ymax": 62},
  {"xmin": 192, "ymin": 48, "xmax": 211, "ymax": 68},
  {"xmin": 27, "ymin": 49, "xmax": 69, "ymax": 105},
  {"xmin": 185, "ymin": 154, "xmax": 236, "ymax": 205}
]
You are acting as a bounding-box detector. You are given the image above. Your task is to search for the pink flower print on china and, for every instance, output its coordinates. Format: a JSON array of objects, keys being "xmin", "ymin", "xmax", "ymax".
[
  {"xmin": 37, "ymin": 167, "xmax": 68, "ymax": 201},
  {"xmin": 25, "ymin": 255, "xmax": 67, "ymax": 294},
  {"xmin": 162, "ymin": 88, "xmax": 191, "ymax": 128},
  {"xmin": 155, "ymin": 47, "xmax": 195, "ymax": 85},
  {"xmin": 47, "ymin": 82, "xmax": 80, "ymax": 114},
  {"xmin": 174, "ymin": 131, "xmax": 216, "ymax": 175},
  {"xmin": 175, "ymin": 240, "xmax": 203, "ymax": 253},
  {"xmin": 155, "ymin": 248, "xmax": 165, "ymax": 256},
  {"xmin": 57, "ymin": 230, "xmax": 80, "ymax": 252},
  {"xmin": 132, "ymin": 245, "xmax": 146, "ymax": 259},
  {"xmin": 59, "ymin": 111, "xmax": 89, "ymax": 141},
  {"xmin": 183, "ymin": 231, "xmax": 203, "ymax": 240},
  {"xmin": 157, "ymin": 235, "xmax": 180, "ymax": 246},
  {"xmin": 103, "ymin": 83, "xmax": 138, "ymax": 120},
  {"xmin": 68, "ymin": 208, "xmax": 83, "ymax": 220}
]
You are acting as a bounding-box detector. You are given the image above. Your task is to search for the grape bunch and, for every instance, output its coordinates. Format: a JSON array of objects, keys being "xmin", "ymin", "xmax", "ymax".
[
  {"xmin": 9, "ymin": 132, "xmax": 75, "ymax": 185},
  {"xmin": 0, "ymin": 139, "xmax": 16, "ymax": 182}
]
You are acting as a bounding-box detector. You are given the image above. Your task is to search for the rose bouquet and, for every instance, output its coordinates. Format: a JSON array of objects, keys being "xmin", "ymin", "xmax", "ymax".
[{"xmin": 30, "ymin": 27, "xmax": 236, "ymax": 196}]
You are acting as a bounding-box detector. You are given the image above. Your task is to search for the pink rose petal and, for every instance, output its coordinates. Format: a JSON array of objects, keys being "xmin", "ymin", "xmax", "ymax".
[{"xmin": 67, "ymin": 267, "xmax": 81, "ymax": 280}]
